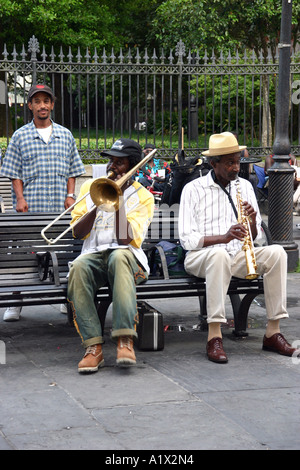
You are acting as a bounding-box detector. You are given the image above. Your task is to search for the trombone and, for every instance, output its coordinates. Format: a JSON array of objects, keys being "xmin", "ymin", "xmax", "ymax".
[{"xmin": 41, "ymin": 148, "xmax": 157, "ymax": 245}]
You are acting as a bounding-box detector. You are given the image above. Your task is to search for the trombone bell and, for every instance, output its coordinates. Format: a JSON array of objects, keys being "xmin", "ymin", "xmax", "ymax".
[{"xmin": 89, "ymin": 176, "xmax": 123, "ymax": 212}]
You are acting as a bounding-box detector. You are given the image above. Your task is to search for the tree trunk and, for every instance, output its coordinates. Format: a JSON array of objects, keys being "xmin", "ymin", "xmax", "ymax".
[{"xmin": 0, "ymin": 72, "xmax": 13, "ymax": 139}]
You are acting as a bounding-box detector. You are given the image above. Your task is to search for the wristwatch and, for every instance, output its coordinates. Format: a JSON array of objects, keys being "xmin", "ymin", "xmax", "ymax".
[{"xmin": 66, "ymin": 193, "xmax": 76, "ymax": 199}]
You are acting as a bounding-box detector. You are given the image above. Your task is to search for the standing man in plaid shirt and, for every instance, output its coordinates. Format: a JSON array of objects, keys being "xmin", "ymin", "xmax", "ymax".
[
  {"xmin": 0, "ymin": 84, "xmax": 85, "ymax": 320},
  {"xmin": 1, "ymin": 84, "xmax": 85, "ymax": 212}
]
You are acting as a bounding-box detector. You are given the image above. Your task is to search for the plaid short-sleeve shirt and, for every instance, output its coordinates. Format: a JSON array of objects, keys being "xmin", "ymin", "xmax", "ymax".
[{"xmin": 1, "ymin": 120, "xmax": 85, "ymax": 212}]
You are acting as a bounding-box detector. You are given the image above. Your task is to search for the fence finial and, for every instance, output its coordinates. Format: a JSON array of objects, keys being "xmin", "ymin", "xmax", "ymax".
[
  {"xmin": 28, "ymin": 36, "xmax": 40, "ymax": 61},
  {"xmin": 175, "ymin": 40, "xmax": 185, "ymax": 64},
  {"xmin": 28, "ymin": 36, "xmax": 39, "ymax": 85}
]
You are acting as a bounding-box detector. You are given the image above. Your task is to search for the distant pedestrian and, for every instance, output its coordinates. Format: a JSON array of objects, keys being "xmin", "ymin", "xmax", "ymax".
[{"xmin": 138, "ymin": 144, "xmax": 170, "ymax": 191}]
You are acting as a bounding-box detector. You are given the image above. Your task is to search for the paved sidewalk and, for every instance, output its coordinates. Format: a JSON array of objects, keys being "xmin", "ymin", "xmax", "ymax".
[
  {"xmin": 0, "ymin": 269, "xmax": 300, "ymax": 451},
  {"xmin": 0, "ymin": 215, "xmax": 299, "ymax": 451}
]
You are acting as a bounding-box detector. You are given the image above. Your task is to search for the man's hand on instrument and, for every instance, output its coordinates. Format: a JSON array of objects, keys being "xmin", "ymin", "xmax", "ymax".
[
  {"xmin": 225, "ymin": 223, "xmax": 247, "ymax": 242},
  {"xmin": 242, "ymin": 200, "xmax": 257, "ymax": 221}
]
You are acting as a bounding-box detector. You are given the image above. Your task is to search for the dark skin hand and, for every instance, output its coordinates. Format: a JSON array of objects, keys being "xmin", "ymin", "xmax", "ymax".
[
  {"xmin": 12, "ymin": 179, "xmax": 28, "ymax": 212},
  {"xmin": 203, "ymin": 152, "xmax": 257, "ymax": 248},
  {"xmin": 73, "ymin": 156, "xmax": 133, "ymax": 244}
]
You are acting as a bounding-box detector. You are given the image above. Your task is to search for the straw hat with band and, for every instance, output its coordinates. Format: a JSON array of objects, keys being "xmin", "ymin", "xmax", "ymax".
[{"xmin": 202, "ymin": 132, "xmax": 247, "ymax": 157}]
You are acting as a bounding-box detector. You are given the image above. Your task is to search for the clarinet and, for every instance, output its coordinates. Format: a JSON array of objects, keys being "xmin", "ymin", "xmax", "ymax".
[{"xmin": 235, "ymin": 180, "xmax": 259, "ymax": 280}]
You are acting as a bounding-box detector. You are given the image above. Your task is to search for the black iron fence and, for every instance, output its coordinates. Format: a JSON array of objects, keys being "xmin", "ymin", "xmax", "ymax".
[{"xmin": 0, "ymin": 35, "xmax": 300, "ymax": 162}]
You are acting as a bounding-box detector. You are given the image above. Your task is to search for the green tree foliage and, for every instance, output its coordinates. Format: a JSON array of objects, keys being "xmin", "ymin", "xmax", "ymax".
[
  {"xmin": 0, "ymin": 0, "xmax": 299, "ymax": 54},
  {"xmin": 0, "ymin": 0, "xmax": 162, "ymax": 51},
  {"xmin": 151, "ymin": 0, "xmax": 300, "ymax": 58}
]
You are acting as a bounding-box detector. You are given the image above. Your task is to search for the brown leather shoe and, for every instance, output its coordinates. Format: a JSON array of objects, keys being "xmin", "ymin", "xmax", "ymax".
[
  {"xmin": 78, "ymin": 344, "xmax": 104, "ymax": 373},
  {"xmin": 263, "ymin": 333, "xmax": 297, "ymax": 357},
  {"xmin": 206, "ymin": 337, "xmax": 228, "ymax": 363}
]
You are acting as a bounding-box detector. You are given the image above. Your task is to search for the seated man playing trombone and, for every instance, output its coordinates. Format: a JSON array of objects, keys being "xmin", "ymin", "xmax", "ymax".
[{"xmin": 67, "ymin": 138, "xmax": 155, "ymax": 373}]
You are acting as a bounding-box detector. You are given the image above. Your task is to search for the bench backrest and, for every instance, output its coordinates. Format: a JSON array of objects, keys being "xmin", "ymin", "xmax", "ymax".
[
  {"xmin": 0, "ymin": 212, "xmax": 83, "ymax": 286},
  {"xmin": 145, "ymin": 205, "xmax": 179, "ymax": 243},
  {"xmin": 0, "ymin": 207, "xmax": 178, "ymax": 286}
]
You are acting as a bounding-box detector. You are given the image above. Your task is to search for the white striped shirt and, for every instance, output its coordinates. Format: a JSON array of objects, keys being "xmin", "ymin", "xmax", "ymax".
[{"xmin": 179, "ymin": 170, "xmax": 262, "ymax": 256}]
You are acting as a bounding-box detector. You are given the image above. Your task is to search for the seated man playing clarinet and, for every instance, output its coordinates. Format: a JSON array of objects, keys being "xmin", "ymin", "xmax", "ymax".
[
  {"xmin": 179, "ymin": 132, "xmax": 299, "ymax": 363},
  {"xmin": 67, "ymin": 138, "xmax": 154, "ymax": 373}
]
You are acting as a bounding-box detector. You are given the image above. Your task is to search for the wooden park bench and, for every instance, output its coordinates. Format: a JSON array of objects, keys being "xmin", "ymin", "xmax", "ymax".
[{"xmin": 0, "ymin": 208, "xmax": 270, "ymax": 339}]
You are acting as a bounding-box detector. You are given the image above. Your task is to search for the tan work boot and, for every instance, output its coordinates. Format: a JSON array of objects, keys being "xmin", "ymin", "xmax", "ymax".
[
  {"xmin": 116, "ymin": 336, "xmax": 136, "ymax": 366},
  {"xmin": 78, "ymin": 344, "xmax": 104, "ymax": 373}
]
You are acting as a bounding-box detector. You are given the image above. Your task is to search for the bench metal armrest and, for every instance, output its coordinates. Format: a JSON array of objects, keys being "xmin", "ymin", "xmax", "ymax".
[
  {"xmin": 37, "ymin": 252, "xmax": 50, "ymax": 281},
  {"xmin": 36, "ymin": 251, "xmax": 60, "ymax": 286}
]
